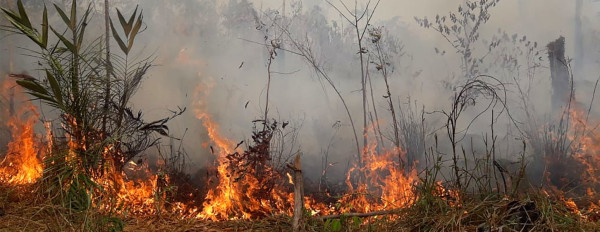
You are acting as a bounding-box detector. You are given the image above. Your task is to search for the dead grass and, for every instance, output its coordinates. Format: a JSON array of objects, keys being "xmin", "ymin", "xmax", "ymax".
[
  {"xmin": 2, "ymin": 183, "xmax": 600, "ymax": 231},
  {"xmin": 124, "ymin": 215, "xmax": 293, "ymax": 232},
  {"xmin": 390, "ymin": 191, "xmax": 600, "ymax": 232},
  {"xmin": 0, "ymin": 184, "xmax": 294, "ymax": 232}
]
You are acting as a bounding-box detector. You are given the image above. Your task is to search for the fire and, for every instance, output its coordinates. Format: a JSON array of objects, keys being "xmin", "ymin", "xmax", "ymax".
[
  {"xmin": 0, "ymin": 74, "xmax": 421, "ymax": 221},
  {"xmin": 286, "ymin": 172, "xmax": 293, "ymax": 184},
  {"xmin": 564, "ymin": 197, "xmax": 580, "ymax": 215},
  {"xmin": 340, "ymin": 140, "xmax": 417, "ymax": 213},
  {"xmin": 569, "ymin": 108, "xmax": 600, "ymax": 212},
  {"xmin": 0, "ymin": 78, "xmax": 43, "ymax": 185},
  {"xmin": 192, "ymin": 78, "xmax": 419, "ymax": 220},
  {"xmin": 541, "ymin": 107, "xmax": 600, "ymax": 215},
  {"xmin": 95, "ymin": 160, "xmax": 165, "ymax": 215},
  {"xmin": 0, "ymin": 78, "xmax": 188, "ymax": 216},
  {"xmin": 193, "ymin": 80, "xmax": 295, "ymax": 220}
]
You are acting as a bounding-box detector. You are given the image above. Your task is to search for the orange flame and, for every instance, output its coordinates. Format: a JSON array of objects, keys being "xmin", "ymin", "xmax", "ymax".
[
  {"xmin": 543, "ymin": 108, "xmax": 600, "ymax": 215},
  {"xmin": 0, "ymin": 78, "xmax": 43, "ymax": 185},
  {"xmin": 0, "ymin": 73, "xmax": 422, "ymax": 220},
  {"xmin": 339, "ymin": 138, "xmax": 417, "ymax": 213},
  {"xmin": 95, "ymin": 159, "xmax": 165, "ymax": 215},
  {"xmin": 192, "ymin": 79, "xmax": 419, "ymax": 219},
  {"xmin": 193, "ymin": 79, "xmax": 296, "ymax": 220}
]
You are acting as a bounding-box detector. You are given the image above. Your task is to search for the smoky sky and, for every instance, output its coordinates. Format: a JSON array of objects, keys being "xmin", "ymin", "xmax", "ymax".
[{"xmin": 2, "ymin": 0, "xmax": 600, "ymax": 180}]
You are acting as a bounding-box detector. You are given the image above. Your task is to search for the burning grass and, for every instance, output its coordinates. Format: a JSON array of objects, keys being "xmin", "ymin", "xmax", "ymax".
[
  {"xmin": 2, "ymin": 2, "xmax": 600, "ymax": 231},
  {"xmin": 2, "ymin": 77, "xmax": 600, "ymax": 231},
  {"xmin": 2, "ymin": 184, "xmax": 600, "ymax": 231}
]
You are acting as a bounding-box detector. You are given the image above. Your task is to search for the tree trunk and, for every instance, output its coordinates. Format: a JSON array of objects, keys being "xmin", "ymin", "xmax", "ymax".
[{"xmin": 547, "ymin": 37, "xmax": 571, "ymax": 115}]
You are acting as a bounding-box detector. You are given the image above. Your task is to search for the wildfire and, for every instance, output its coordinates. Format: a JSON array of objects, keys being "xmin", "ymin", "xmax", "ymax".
[
  {"xmin": 0, "ymin": 77, "xmax": 188, "ymax": 216},
  {"xmin": 191, "ymin": 78, "xmax": 420, "ymax": 220},
  {"xmin": 194, "ymin": 80, "xmax": 296, "ymax": 220},
  {"xmin": 340, "ymin": 139, "xmax": 417, "ymax": 213},
  {"xmin": 0, "ymin": 78, "xmax": 43, "ymax": 185},
  {"xmin": 0, "ymin": 74, "xmax": 422, "ymax": 221},
  {"xmin": 95, "ymin": 161, "xmax": 166, "ymax": 215},
  {"xmin": 539, "ymin": 107, "xmax": 600, "ymax": 216},
  {"xmin": 568, "ymin": 108, "xmax": 600, "ymax": 212}
]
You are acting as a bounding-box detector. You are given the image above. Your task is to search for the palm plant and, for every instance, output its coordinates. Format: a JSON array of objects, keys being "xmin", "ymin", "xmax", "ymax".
[{"xmin": 1, "ymin": 0, "xmax": 178, "ymax": 217}]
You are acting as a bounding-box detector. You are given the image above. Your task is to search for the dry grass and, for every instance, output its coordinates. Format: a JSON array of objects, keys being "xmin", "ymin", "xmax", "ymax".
[
  {"xmin": 387, "ymin": 191, "xmax": 600, "ymax": 232},
  {"xmin": 1, "ymin": 182, "xmax": 600, "ymax": 231},
  {"xmin": 0, "ymin": 184, "xmax": 75, "ymax": 231},
  {"xmin": 124, "ymin": 215, "xmax": 294, "ymax": 232},
  {"xmin": 0, "ymin": 184, "xmax": 294, "ymax": 232}
]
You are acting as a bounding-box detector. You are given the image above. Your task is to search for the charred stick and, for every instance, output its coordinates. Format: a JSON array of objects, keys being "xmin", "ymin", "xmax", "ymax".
[{"xmin": 288, "ymin": 153, "xmax": 304, "ymax": 232}]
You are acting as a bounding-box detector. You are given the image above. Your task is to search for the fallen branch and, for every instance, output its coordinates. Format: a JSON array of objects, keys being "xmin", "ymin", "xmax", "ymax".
[{"xmin": 316, "ymin": 209, "xmax": 400, "ymax": 220}]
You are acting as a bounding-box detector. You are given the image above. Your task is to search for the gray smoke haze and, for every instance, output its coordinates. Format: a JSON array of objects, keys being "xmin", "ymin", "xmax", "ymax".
[{"xmin": 2, "ymin": 0, "xmax": 600, "ymax": 182}]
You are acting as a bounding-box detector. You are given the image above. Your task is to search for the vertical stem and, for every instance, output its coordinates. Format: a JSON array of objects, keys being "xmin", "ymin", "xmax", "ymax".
[
  {"xmin": 117, "ymin": 55, "xmax": 129, "ymax": 129},
  {"xmin": 366, "ymin": 65, "xmax": 385, "ymax": 151},
  {"xmin": 449, "ymin": 95, "xmax": 461, "ymax": 189},
  {"xmin": 491, "ymin": 110, "xmax": 500, "ymax": 193},
  {"xmin": 289, "ymin": 154, "xmax": 304, "ymax": 232},
  {"xmin": 69, "ymin": 1, "xmax": 86, "ymax": 170},
  {"xmin": 102, "ymin": 0, "xmax": 111, "ymax": 136},
  {"xmin": 264, "ymin": 53, "xmax": 273, "ymax": 125},
  {"xmin": 356, "ymin": 18, "xmax": 366, "ymax": 169},
  {"xmin": 71, "ymin": 8, "xmax": 79, "ymax": 109},
  {"xmin": 376, "ymin": 42, "xmax": 402, "ymax": 167}
]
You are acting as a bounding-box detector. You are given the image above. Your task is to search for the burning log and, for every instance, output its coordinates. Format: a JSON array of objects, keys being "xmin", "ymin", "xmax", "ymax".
[{"xmin": 286, "ymin": 153, "xmax": 304, "ymax": 232}]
